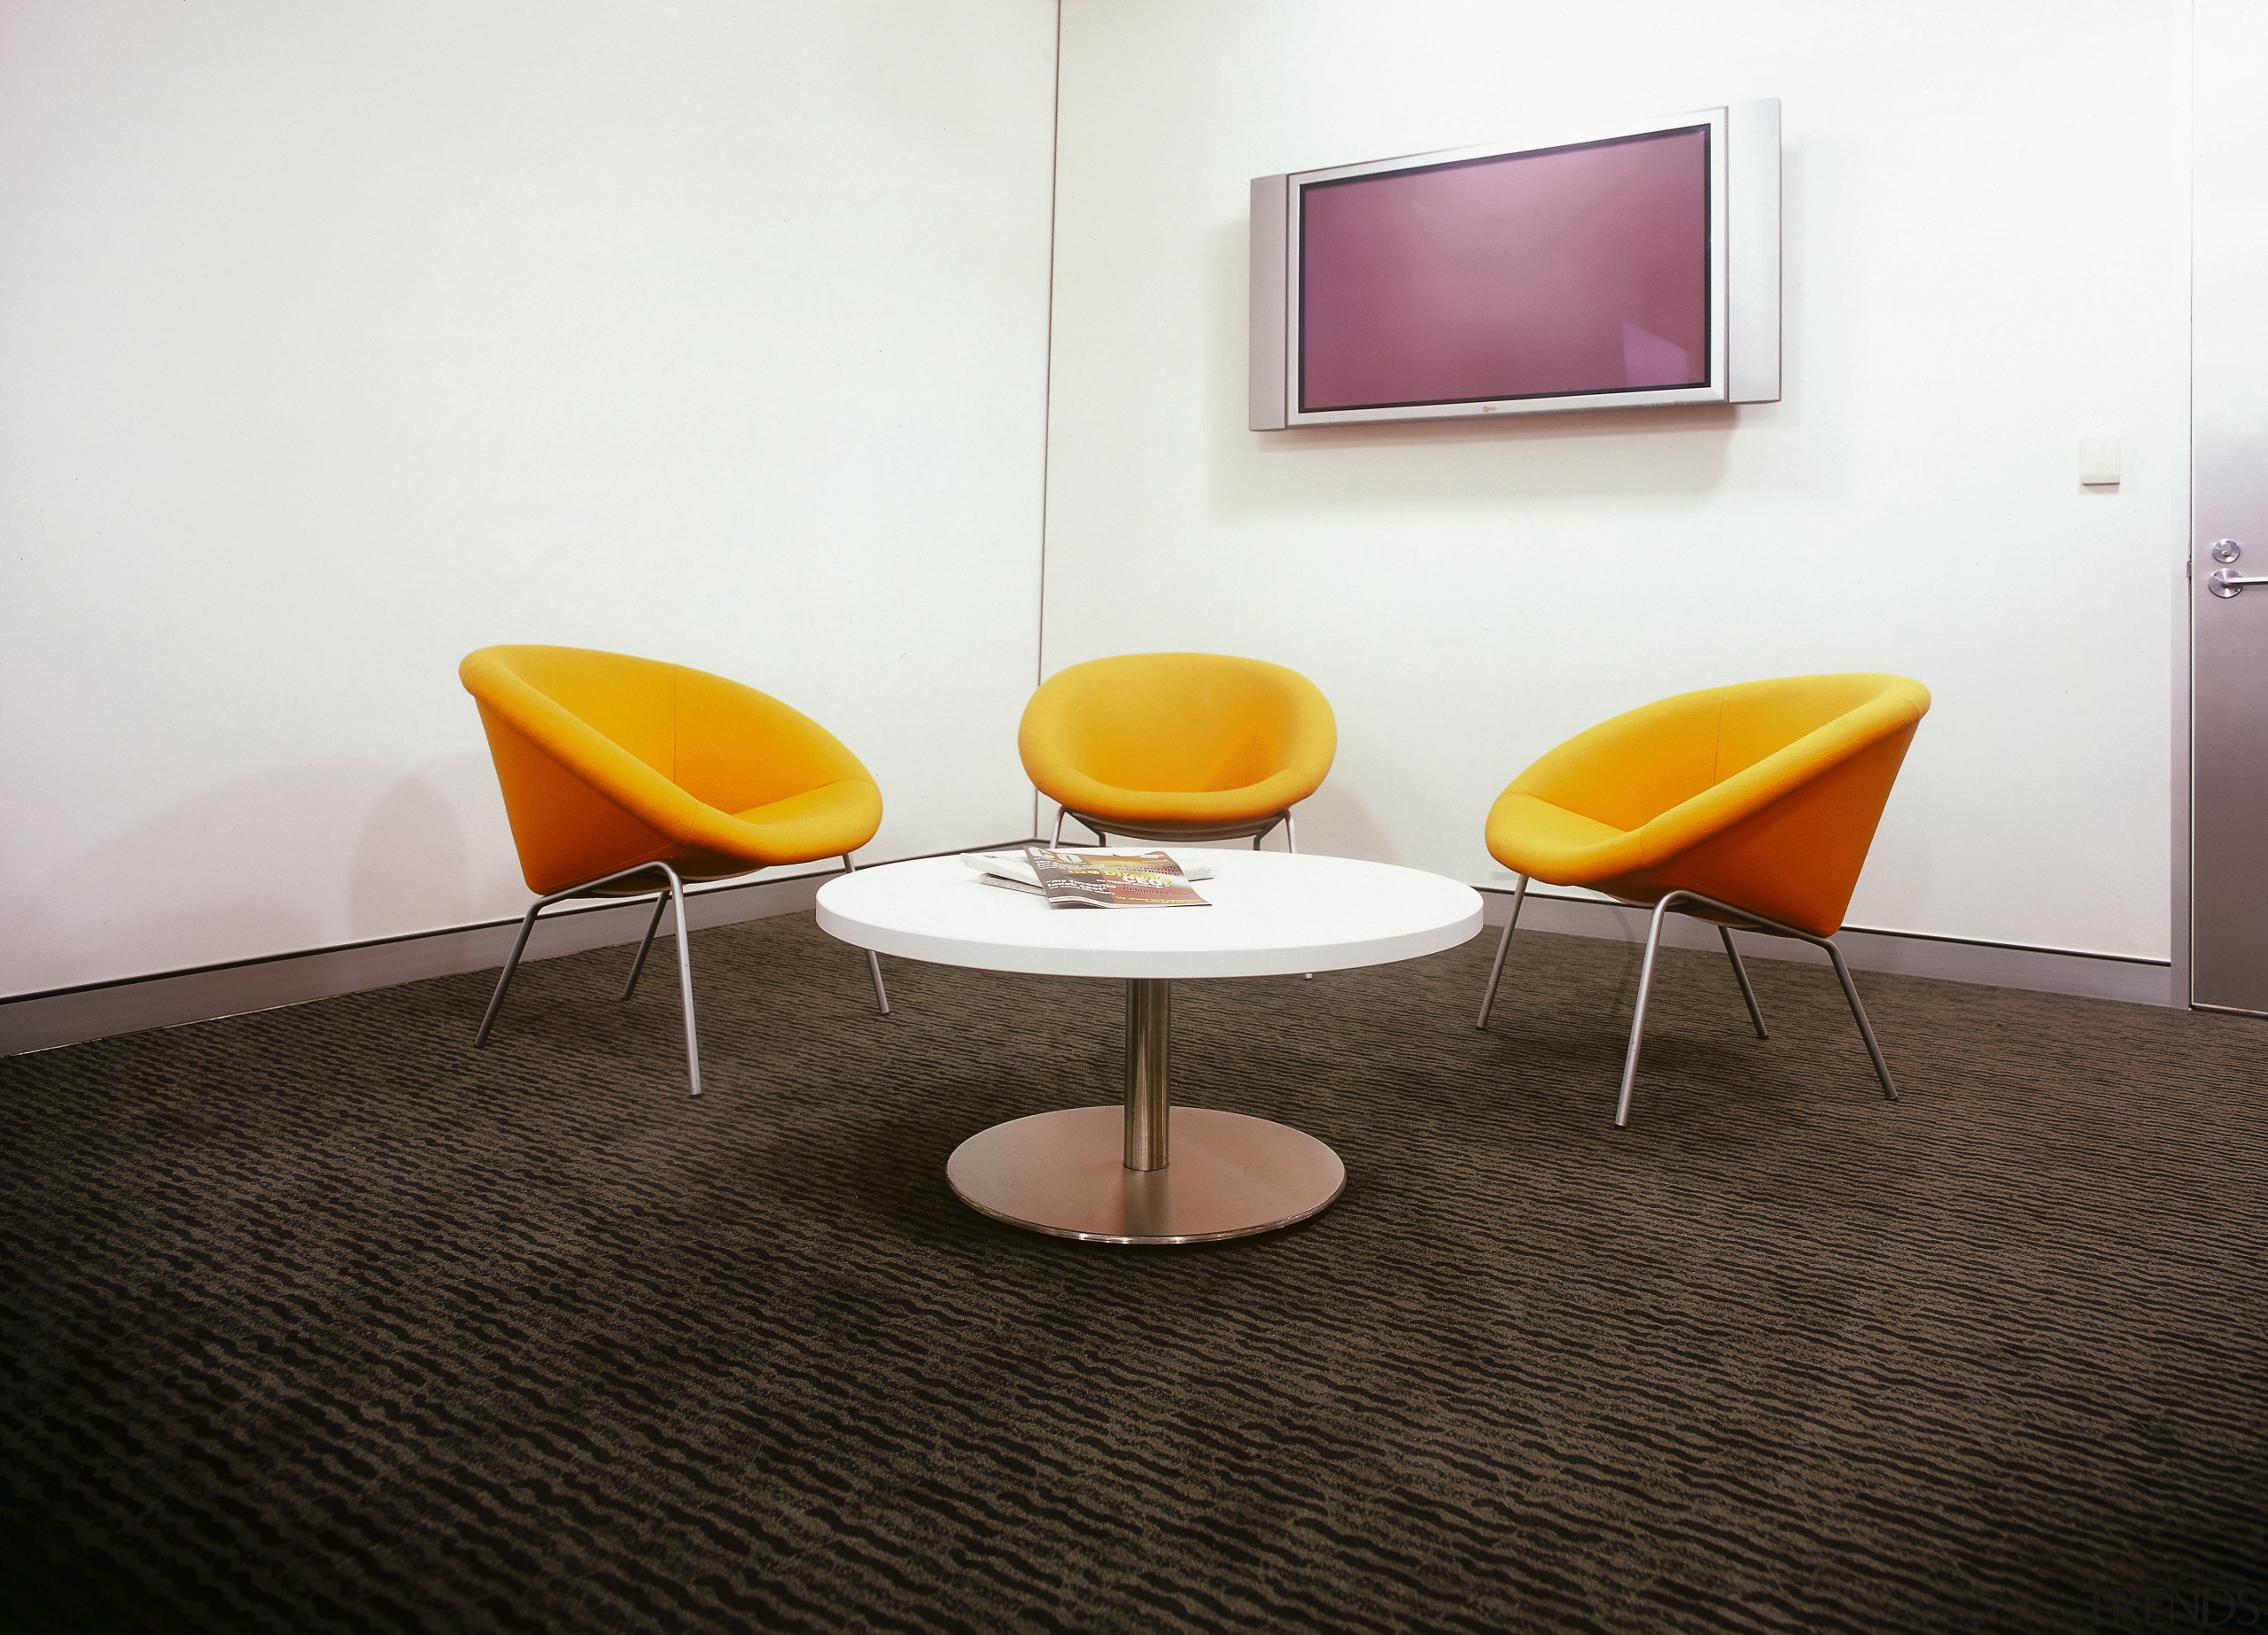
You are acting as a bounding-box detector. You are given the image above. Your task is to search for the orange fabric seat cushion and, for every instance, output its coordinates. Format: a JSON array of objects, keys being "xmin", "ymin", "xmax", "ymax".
[
  {"xmin": 1018, "ymin": 652, "xmax": 1337, "ymax": 828},
  {"xmin": 1485, "ymin": 673, "xmax": 1930, "ymax": 937},
  {"xmin": 462, "ymin": 645, "xmax": 882, "ymax": 895}
]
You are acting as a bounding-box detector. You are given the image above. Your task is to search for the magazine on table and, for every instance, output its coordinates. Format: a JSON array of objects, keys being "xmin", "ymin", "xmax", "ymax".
[{"xmin": 961, "ymin": 847, "xmax": 1213, "ymax": 908}]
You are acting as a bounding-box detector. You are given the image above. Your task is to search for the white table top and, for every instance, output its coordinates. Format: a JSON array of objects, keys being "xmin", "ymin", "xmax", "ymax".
[{"xmin": 815, "ymin": 849, "xmax": 1483, "ymax": 980}]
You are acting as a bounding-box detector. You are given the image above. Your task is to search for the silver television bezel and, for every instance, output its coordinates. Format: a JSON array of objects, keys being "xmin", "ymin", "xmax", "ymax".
[{"xmin": 1252, "ymin": 100, "xmax": 1779, "ymax": 430}]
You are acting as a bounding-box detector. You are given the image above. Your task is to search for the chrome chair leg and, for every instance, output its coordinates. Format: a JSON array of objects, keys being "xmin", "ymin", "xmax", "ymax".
[
  {"xmin": 1614, "ymin": 895, "xmax": 1682, "ymax": 1127},
  {"xmin": 1820, "ymin": 939, "xmax": 1898, "ymax": 1101},
  {"xmin": 1604, "ymin": 887, "xmax": 1900, "ymax": 1125},
  {"xmin": 1245, "ymin": 811, "xmax": 1298, "ymax": 853},
  {"xmin": 476, "ymin": 897, "xmax": 546, "ymax": 1048},
  {"xmin": 1475, "ymin": 873, "xmax": 1528, "ymax": 1029},
  {"xmin": 1052, "ymin": 809, "xmax": 1110, "ymax": 846},
  {"xmin": 841, "ymin": 854, "xmax": 890, "ymax": 1015},
  {"xmin": 621, "ymin": 887, "xmax": 671, "ymax": 1001},
  {"xmin": 653, "ymin": 862, "xmax": 701, "ymax": 1096},
  {"xmin": 476, "ymin": 858, "xmax": 705, "ymax": 1096},
  {"xmin": 1720, "ymin": 926, "xmax": 1769, "ymax": 1039}
]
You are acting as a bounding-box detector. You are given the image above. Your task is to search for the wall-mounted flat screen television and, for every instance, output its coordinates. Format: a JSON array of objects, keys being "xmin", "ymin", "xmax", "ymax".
[{"xmin": 1250, "ymin": 100, "xmax": 1779, "ymax": 429}]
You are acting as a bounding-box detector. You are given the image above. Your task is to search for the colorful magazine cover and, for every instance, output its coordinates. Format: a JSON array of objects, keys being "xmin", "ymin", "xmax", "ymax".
[
  {"xmin": 1014, "ymin": 847, "xmax": 1211, "ymax": 909},
  {"xmin": 961, "ymin": 848, "xmax": 1216, "ymax": 893}
]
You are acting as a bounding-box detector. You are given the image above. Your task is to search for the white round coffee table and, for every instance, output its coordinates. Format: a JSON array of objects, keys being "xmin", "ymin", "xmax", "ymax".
[{"xmin": 814, "ymin": 850, "xmax": 1482, "ymax": 1246}]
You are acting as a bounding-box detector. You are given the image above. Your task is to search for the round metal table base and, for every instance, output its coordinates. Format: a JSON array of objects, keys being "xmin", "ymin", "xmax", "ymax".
[{"xmin": 946, "ymin": 1105, "xmax": 1346, "ymax": 1246}]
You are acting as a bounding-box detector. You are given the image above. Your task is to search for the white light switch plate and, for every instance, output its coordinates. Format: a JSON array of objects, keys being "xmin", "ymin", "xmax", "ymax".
[{"xmin": 2079, "ymin": 437, "xmax": 2122, "ymax": 486}]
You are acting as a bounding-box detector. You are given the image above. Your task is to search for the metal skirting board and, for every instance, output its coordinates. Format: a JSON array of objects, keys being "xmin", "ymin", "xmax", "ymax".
[
  {"xmin": 1486, "ymin": 888, "xmax": 2178, "ymax": 1008},
  {"xmin": 2, "ymin": 858, "xmax": 2179, "ymax": 1059},
  {"xmin": 0, "ymin": 841, "xmax": 1029, "ymax": 1058}
]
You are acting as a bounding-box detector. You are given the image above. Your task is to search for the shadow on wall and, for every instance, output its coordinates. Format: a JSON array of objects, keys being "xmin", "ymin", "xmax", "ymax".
[
  {"xmin": 349, "ymin": 771, "xmax": 480, "ymax": 937},
  {"xmin": 0, "ymin": 762, "xmax": 493, "ymax": 997},
  {"xmin": 1292, "ymin": 779, "xmax": 1394, "ymax": 864},
  {"xmin": 1201, "ymin": 218, "xmax": 1746, "ymax": 513}
]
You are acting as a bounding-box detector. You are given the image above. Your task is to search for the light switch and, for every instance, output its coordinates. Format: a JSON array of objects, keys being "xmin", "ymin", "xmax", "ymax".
[{"xmin": 2079, "ymin": 437, "xmax": 2122, "ymax": 486}]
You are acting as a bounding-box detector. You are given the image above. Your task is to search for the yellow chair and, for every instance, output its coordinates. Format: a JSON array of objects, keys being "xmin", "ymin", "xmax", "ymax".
[
  {"xmin": 1475, "ymin": 673, "xmax": 1930, "ymax": 1126},
  {"xmin": 461, "ymin": 644, "xmax": 889, "ymax": 1096},
  {"xmin": 1018, "ymin": 653, "xmax": 1337, "ymax": 849}
]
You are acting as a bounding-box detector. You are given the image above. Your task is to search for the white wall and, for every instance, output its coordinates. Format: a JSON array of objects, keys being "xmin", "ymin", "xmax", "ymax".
[
  {"xmin": 0, "ymin": 0, "xmax": 1059, "ymax": 996},
  {"xmin": 1043, "ymin": 0, "xmax": 2189, "ymax": 958}
]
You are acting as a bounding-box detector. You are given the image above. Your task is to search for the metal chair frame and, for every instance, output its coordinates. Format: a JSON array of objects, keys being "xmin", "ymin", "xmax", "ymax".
[
  {"xmin": 1475, "ymin": 873, "xmax": 1899, "ymax": 1127},
  {"xmin": 1052, "ymin": 805, "xmax": 1298, "ymax": 852},
  {"xmin": 475, "ymin": 854, "xmax": 889, "ymax": 1097}
]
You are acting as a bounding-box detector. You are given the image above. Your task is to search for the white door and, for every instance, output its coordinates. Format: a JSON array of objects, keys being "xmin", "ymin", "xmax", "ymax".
[{"xmin": 2192, "ymin": 0, "xmax": 2268, "ymax": 1015}]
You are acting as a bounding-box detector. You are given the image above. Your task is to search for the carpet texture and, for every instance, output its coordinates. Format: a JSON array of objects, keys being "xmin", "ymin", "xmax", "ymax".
[{"xmin": 2, "ymin": 911, "xmax": 2263, "ymax": 1632}]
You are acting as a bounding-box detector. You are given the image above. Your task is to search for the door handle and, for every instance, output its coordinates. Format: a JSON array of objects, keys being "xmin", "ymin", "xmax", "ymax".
[{"xmin": 2209, "ymin": 568, "xmax": 2268, "ymax": 598}]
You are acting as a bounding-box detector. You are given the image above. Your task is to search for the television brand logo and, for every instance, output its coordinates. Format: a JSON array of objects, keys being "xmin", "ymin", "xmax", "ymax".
[{"xmin": 2089, "ymin": 1585, "xmax": 2262, "ymax": 1629}]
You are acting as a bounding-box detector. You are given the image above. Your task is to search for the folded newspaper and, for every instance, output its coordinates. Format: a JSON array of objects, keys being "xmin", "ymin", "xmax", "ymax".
[{"xmin": 962, "ymin": 846, "xmax": 1213, "ymax": 909}]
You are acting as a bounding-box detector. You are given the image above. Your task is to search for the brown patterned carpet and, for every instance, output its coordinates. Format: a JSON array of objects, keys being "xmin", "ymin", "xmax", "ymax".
[{"xmin": 2, "ymin": 910, "xmax": 2263, "ymax": 1631}]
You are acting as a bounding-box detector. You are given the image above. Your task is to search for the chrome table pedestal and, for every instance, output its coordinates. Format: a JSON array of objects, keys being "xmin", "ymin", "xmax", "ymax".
[{"xmin": 944, "ymin": 978, "xmax": 1345, "ymax": 1246}]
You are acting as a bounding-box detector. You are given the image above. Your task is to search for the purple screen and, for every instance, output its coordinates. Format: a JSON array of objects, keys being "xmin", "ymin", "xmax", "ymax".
[{"xmin": 1298, "ymin": 128, "xmax": 1710, "ymax": 411}]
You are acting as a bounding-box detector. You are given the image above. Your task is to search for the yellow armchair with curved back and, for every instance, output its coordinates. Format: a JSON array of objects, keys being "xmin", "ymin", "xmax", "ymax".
[
  {"xmin": 461, "ymin": 644, "xmax": 890, "ymax": 1095},
  {"xmin": 1476, "ymin": 672, "xmax": 1930, "ymax": 1126},
  {"xmin": 1018, "ymin": 653, "xmax": 1338, "ymax": 848}
]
